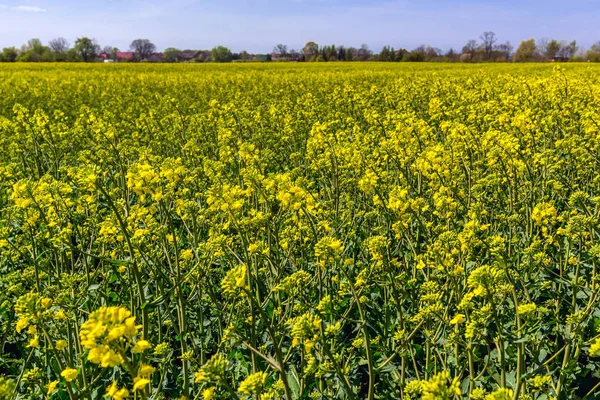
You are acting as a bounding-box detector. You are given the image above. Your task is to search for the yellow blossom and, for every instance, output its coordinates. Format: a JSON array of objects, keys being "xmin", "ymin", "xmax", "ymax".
[
  {"xmin": 60, "ymin": 367, "xmax": 78, "ymax": 382},
  {"xmin": 132, "ymin": 340, "xmax": 152, "ymax": 353}
]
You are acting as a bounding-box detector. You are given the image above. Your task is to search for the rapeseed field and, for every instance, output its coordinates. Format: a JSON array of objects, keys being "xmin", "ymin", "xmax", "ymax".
[{"xmin": 1, "ymin": 62, "xmax": 600, "ymax": 399}]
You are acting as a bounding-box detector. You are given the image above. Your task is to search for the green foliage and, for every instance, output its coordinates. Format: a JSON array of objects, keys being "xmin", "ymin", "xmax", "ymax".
[
  {"xmin": 163, "ymin": 47, "xmax": 181, "ymax": 62},
  {"xmin": 514, "ymin": 38, "xmax": 538, "ymax": 62},
  {"xmin": 0, "ymin": 47, "xmax": 18, "ymax": 62},
  {"xmin": 212, "ymin": 46, "xmax": 233, "ymax": 62},
  {"xmin": 74, "ymin": 37, "xmax": 99, "ymax": 62}
]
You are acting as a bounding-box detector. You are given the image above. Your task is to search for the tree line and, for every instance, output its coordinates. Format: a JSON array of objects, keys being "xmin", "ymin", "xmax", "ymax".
[{"xmin": 2, "ymin": 33, "xmax": 600, "ymax": 63}]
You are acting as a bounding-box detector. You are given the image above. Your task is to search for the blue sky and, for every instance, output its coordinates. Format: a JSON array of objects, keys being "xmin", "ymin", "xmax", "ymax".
[{"xmin": 0, "ymin": 0, "xmax": 599, "ymax": 53}]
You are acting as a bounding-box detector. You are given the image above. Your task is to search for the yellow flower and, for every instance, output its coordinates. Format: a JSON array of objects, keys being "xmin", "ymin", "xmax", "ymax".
[
  {"xmin": 87, "ymin": 346, "xmax": 124, "ymax": 367},
  {"xmin": 449, "ymin": 314, "xmax": 465, "ymax": 324},
  {"xmin": 485, "ymin": 388, "xmax": 513, "ymax": 400},
  {"xmin": 47, "ymin": 380, "xmax": 59, "ymax": 393},
  {"xmin": 123, "ymin": 317, "xmax": 140, "ymax": 336},
  {"xmin": 132, "ymin": 377, "xmax": 150, "ymax": 391},
  {"xmin": 517, "ymin": 303, "xmax": 537, "ymax": 316},
  {"xmin": 111, "ymin": 387, "xmax": 129, "ymax": 399},
  {"xmin": 106, "ymin": 381, "xmax": 130, "ymax": 400},
  {"xmin": 15, "ymin": 317, "xmax": 28, "ymax": 333},
  {"xmin": 27, "ymin": 335, "xmax": 39, "ymax": 348},
  {"xmin": 238, "ymin": 371, "xmax": 267, "ymax": 395},
  {"xmin": 221, "ymin": 265, "xmax": 248, "ymax": 298},
  {"xmin": 107, "ymin": 325, "xmax": 126, "ymax": 341},
  {"xmin": 138, "ymin": 363, "xmax": 156, "ymax": 377},
  {"xmin": 153, "ymin": 342, "xmax": 170, "ymax": 355},
  {"xmin": 203, "ymin": 387, "xmax": 216, "ymax": 400},
  {"xmin": 87, "ymin": 346, "xmax": 107, "ymax": 364},
  {"xmin": 106, "ymin": 381, "xmax": 118, "ymax": 396},
  {"xmin": 54, "ymin": 309, "xmax": 67, "ymax": 320},
  {"xmin": 589, "ymin": 338, "xmax": 600, "ymax": 357},
  {"xmin": 41, "ymin": 298, "xmax": 53, "ymax": 308},
  {"xmin": 101, "ymin": 349, "xmax": 125, "ymax": 368},
  {"xmin": 56, "ymin": 340, "xmax": 68, "ymax": 350},
  {"xmin": 132, "ymin": 340, "xmax": 152, "ymax": 353},
  {"xmin": 60, "ymin": 367, "xmax": 78, "ymax": 382}
]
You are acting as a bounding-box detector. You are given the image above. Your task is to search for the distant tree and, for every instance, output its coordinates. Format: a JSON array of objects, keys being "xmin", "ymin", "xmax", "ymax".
[
  {"xmin": 444, "ymin": 48, "xmax": 459, "ymax": 62},
  {"xmin": 320, "ymin": 44, "xmax": 337, "ymax": 61},
  {"xmin": 49, "ymin": 37, "xmax": 70, "ymax": 61},
  {"xmin": 585, "ymin": 42, "xmax": 600, "ymax": 62},
  {"xmin": 74, "ymin": 37, "xmax": 100, "ymax": 62},
  {"xmin": 240, "ymin": 50, "xmax": 251, "ymax": 61},
  {"xmin": 302, "ymin": 41, "xmax": 319, "ymax": 61},
  {"xmin": 379, "ymin": 45, "xmax": 394, "ymax": 61},
  {"xmin": 273, "ymin": 44, "xmax": 288, "ymax": 58},
  {"xmin": 557, "ymin": 40, "xmax": 577, "ymax": 60},
  {"xmin": 513, "ymin": 39, "xmax": 537, "ymax": 62},
  {"xmin": 406, "ymin": 45, "xmax": 440, "ymax": 62},
  {"xmin": 109, "ymin": 48, "xmax": 119, "ymax": 61},
  {"xmin": 357, "ymin": 44, "xmax": 372, "ymax": 61},
  {"xmin": 130, "ymin": 39, "xmax": 156, "ymax": 61},
  {"xmin": 163, "ymin": 47, "xmax": 181, "ymax": 62},
  {"xmin": 495, "ymin": 42, "xmax": 513, "ymax": 62},
  {"xmin": 288, "ymin": 49, "xmax": 300, "ymax": 61},
  {"xmin": 66, "ymin": 48, "xmax": 82, "ymax": 62},
  {"xmin": 345, "ymin": 47, "xmax": 357, "ymax": 61},
  {"xmin": 461, "ymin": 40, "xmax": 478, "ymax": 62},
  {"xmin": 395, "ymin": 48, "xmax": 408, "ymax": 61},
  {"xmin": 1, "ymin": 47, "xmax": 18, "ymax": 62},
  {"xmin": 480, "ymin": 31, "xmax": 497, "ymax": 60},
  {"xmin": 544, "ymin": 39, "xmax": 561, "ymax": 60},
  {"xmin": 405, "ymin": 51, "xmax": 425, "ymax": 62},
  {"xmin": 17, "ymin": 38, "xmax": 53, "ymax": 62},
  {"xmin": 24, "ymin": 38, "xmax": 43, "ymax": 52},
  {"xmin": 212, "ymin": 46, "xmax": 233, "ymax": 62}
]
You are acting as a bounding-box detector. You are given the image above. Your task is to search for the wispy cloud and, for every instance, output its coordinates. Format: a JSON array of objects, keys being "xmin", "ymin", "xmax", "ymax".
[
  {"xmin": 0, "ymin": 4, "xmax": 8, "ymax": 8},
  {"xmin": 13, "ymin": 5, "xmax": 47, "ymax": 12}
]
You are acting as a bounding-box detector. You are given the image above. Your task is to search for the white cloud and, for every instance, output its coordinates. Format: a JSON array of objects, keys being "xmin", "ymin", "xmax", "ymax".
[
  {"xmin": 0, "ymin": 4, "xmax": 8, "ymax": 8},
  {"xmin": 13, "ymin": 5, "xmax": 47, "ymax": 12}
]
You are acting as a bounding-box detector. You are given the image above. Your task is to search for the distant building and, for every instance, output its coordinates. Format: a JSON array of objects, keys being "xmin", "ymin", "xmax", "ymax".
[
  {"xmin": 177, "ymin": 50, "xmax": 201, "ymax": 62},
  {"xmin": 147, "ymin": 53, "xmax": 165, "ymax": 62},
  {"xmin": 116, "ymin": 52, "xmax": 134, "ymax": 62}
]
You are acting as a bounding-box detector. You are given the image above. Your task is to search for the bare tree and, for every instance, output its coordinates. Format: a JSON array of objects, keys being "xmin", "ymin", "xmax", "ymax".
[
  {"xmin": 49, "ymin": 37, "xmax": 70, "ymax": 54},
  {"xmin": 462, "ymin": 39, "xmax": 478, "ymax": 61},
  {"xmin": 288, "ymin": 49, "xmax": 300, "ymax": 61},
  {"xmin": 357, "ymin": 44, "xmax": 372, "ymax": 61},
  {"xmin": 480, "ymin": 31, "xmax": 497, "ymax": 60},
  {"xmin": 495, "ymin": 42, "xmax": 513, "ymax": 62},
  {"xmin": 273, "ymin": 44, "xmax": 288, "ymax": 57},
  {"xmin": 537, "ymin": 38, "xmax": 549, "ymax": 59},
  {"xmin": 557, "ymin": 40, "xmax": 577, "ymax": 60},
  {"xmin": 130, "ymin": 39, "xmax": 156, "ymax": 61}
]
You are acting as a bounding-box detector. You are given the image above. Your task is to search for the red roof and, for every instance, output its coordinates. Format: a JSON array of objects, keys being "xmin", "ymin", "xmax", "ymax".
[{"xmin": 116, "ymin": 52, "xmax": 134, "ymax": 59}]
